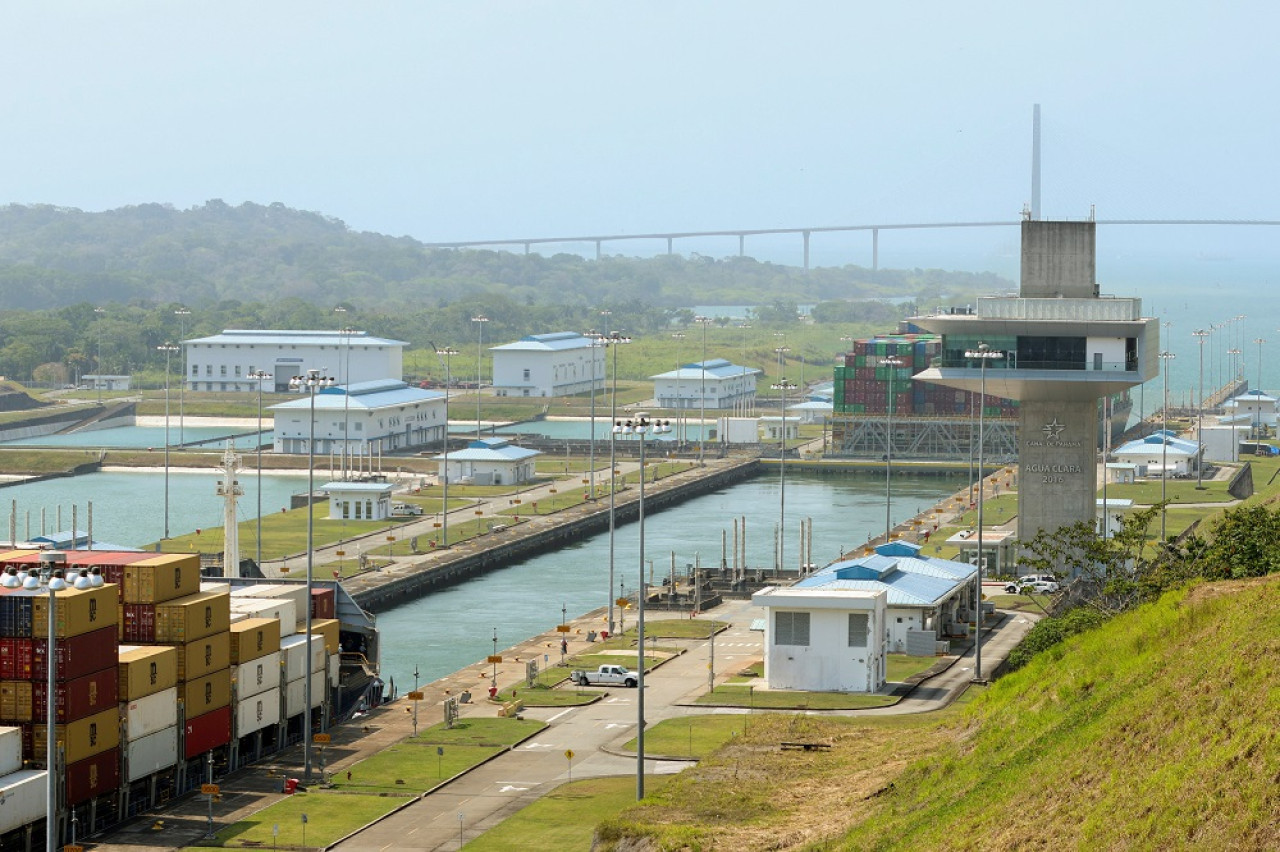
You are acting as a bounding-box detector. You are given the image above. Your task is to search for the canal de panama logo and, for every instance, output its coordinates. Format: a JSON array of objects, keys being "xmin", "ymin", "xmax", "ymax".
[{"xmin": 1041, "ymin": 418, "xmax": 1066, "ymax": 441}]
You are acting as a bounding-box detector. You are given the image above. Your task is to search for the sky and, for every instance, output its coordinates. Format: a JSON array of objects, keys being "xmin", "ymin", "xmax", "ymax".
[{"xmin": 3, "ymin": 2, "xmax": 1280, "ymax": 284}]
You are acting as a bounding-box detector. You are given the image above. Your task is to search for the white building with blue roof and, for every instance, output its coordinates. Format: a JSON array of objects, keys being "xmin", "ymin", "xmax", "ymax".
[
  {"xmin": 270, "ymin": 379, "xmax": 446, "ymax": 456},
  {"xmin": 431, "ymin": 437, "xmax": 541, "ymax": 486},
  {"xmin": 651, "ymin": 359, "xmax": 761, "ymax": 410},
  {"xmin": 754, "ymin": 541, "xmax": 978, "ymax": 692},
  {"xmin": 490, "ymin": 332, "xmax": 603, "ymax": 398},
  {"xmin": 1112, "ymin": 431, "xmax": 1201, "ymax": 477},
  {"xmin": 1222, "ymin": 390, "xmax": 1277, "ymax": 428},
  {"xmin": 183, "ymin": 329, "xmax": 406, "ymax": 393}
]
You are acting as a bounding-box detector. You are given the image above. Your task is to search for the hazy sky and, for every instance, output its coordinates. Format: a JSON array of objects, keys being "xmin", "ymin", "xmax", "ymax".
[{"xmin": 3, "ymin": 2, "xmax": 1279, "ymax": 276}]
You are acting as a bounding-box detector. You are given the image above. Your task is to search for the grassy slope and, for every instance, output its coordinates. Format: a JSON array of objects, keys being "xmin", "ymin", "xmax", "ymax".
[
  {"xmin": 835, "ymin": 576, "xmax": 1280, "ymax": 851},
  {"xmin": 601, "ymin": 577, "xmax": 1280, "ymax": 851}
]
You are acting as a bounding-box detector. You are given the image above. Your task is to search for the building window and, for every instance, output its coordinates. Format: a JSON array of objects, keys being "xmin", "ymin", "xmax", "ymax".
[
  {"xmin": 848, "ymin": 613, "xmax": 868, "ymax": 647},
  {"xmin": 774, "ymin": 611, "xmax": 810, "ymax": 646},
  {"xmin": 190, "ymin": 363, "xmax": 198, "ymax": 377},
  {"xmin": 523, "ymin": 368, "xmax": 530, "ymax": 380},
  {"xmin": 355, "ymin": 422, "xmax": 363, "ymax": 432},
  {"xmin": 235, "ymin": 365, "xmax": 241, "ymax": 377},
  {"xmin": 220, "ymin": 365, "xmax": 227, "ymax": 376},
  {"xmin": 206, "ymin": 365, "xmax": 213, "ymax": 377}
]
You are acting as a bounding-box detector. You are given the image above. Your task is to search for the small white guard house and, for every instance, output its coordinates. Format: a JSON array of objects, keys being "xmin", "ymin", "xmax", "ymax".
[
  {"xmin": 490, "ymin": 332, "xmax": 604, "ymax": 397},
  {"xmin": 320, "ymin": 481, "xmax": 393, "ymax": 521},
  {"xmin": 753, "ymin": 586, "xmax": 888, "ymax": 693},
  {"xmin": 758, "ymin": 543, "xmax": 978, "ymax": 683},
  {"xmin": 1111, "ymin": 431, "xmax": 1201, "ymax": 477},
  {"xmin": 183, "ymin": 329, "xmax": 406, "ymax": 393},
  {"xmin": 433, "ymin": 437, "xmax": 540, "ymax": 486},
  {"xmin": 650, "ymin": 359, "xmax": 760, "ymax": 410},
  {"xmin": 270, "ymin": 380, "xmax": 446, "ymax": 456}
]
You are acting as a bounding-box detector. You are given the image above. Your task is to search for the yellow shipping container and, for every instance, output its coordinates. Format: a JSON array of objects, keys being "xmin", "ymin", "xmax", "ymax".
[
  {"xmin": 124, "ymin": 553, "xmax": 202, "ymax": 604},
  {"xmin": 0, "ymin": 681, "xmax": 32, "ymax": 722},
  {"xmin": 172, "ymin": 632, "xmax": 230, "ymax": 682},
  {"xmin": 118, "ymin": 645, "xmax": 178, "ymax": 701},
  {"xmin": 155, "ymin": 590, "xmax": 230, "ymax": 644},
  {"xmin": 178, "ymin": 668, "xmax": 231, "ymax": 717},
  {"xmin": 310, "ymin": 619, "xmax": 341, "ymax": 655},
  {"xmin": 229, "ymin": 618, "xmax": 281, "ymax": 664},
  {"xmin": 33, "ymin": 707, "xmax": 120, "ymax": 764},
  {"xmin": 31, "ymin": 584, "xmax": 118, "ymax": 638}
]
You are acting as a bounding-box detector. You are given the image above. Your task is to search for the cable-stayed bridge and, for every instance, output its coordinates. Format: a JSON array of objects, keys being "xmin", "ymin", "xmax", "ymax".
[{"xmin": 421, "ymin": 218, "xmax": 1280, "ymax": 271}]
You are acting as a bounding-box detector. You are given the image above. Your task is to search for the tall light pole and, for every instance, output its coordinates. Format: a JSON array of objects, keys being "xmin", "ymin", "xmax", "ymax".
[
  {"xmin": 1158, "ymin": 351, "xmax": 1176, "ymax": 540},
  {"xmin": 694, "ymin": 315, "xmax": 712, "ymax": 464},
  {"xmin": 964, "ymin": 342, "xmax": 1003, "ymax": 682},
  {"xmin": 1255, "ymin": 338, "xmax": 1266, "ymax": 437},
  {"xmin": 1228, "ymin": 347, "xmax": 1241, "ymax": 461},
  {"xmin": 93, "ymin": 306, "xmax": 106, "ymax": 403},
  {"xmin": 157, "ymin": 342, "xmax": 180, "ymax": 540},
  {"xmin": 335, "ymin": 306, "xmax": 353, "ymax": 479},
  {"xmin": 289, "ymin": 368, "xmax": 336, "ymax": 783},
  {"xmin": 1193, "ymin": 329, "xmax": 1209, "ymax": 490},
  {"xmin": 249, "ymin": 370, "xmax": 272, "ymax": 568},
  {"xmin": 879, "ymin": 356, "xmax": 904, "ymax": 543},
  {"xmin": 738, "ymin": 323, "xmax": 753, "ymax": 416},
  {"xmin": 670, "ymin": 332, "xmax": 685, "ymax": 443},
  {"xmin": 771, "ymin": 377, "xmax": 797, "ymax": 574},
  {"xmin": 471, "ymin": 315, "xmax": 489, "ymax": 439},
  {"xmin": 613, "ymin": 414, "xmax": 670, "ymax": 801},
  {"xmin": 598, "ymin": 331, "xmax": 630, "ymax": 634},
  {"xmin": 174, "ymin": 306, "xmax": 190, "ymax": 444},
  {"xmin": 434, "ymin": 347, "xmax": 458, "ymax": 547}
]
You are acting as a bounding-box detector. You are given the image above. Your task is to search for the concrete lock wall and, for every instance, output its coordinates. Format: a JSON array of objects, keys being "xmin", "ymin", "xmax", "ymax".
[{"xmin": 1017, "ymin": 399, "xmax": 1097, "ymax": 543}]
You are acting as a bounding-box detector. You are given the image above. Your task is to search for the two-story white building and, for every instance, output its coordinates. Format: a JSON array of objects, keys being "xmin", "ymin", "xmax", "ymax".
[
  {"xmin": 270, "ymin": 379, "xmax": 446, "ymax": 456},
  {"xmin": 490, "ymin": 332, "xmax": 604, "ymax": 398},
  {"xmin": 183, "ymin": 329, "xmax": 406, "ymax": 392},
  {"xmin": 651, "ymin": 359, "xmax": 760, "ymax": 410}
]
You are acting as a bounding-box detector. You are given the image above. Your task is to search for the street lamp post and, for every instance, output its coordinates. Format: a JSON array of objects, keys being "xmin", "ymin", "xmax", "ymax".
[
  {"xmin": 289, "ymin": 369, "xmax": 336, "ymax": 783},
  {"xmin": 963, "ymin": 342, "xmax": 1003, "ymax": 682},
  {"xmin": 471, "ymin": 315, "xmax": 489, "ymax": 439},
  {"xmin": 435, "ymin": 347, "xmax": 458, "ymax": 547},
  {"xmin": 771, "ymin": 377, "xmax": 797, "ymax": 573},
  {"xmin": 157, "ymin": 342, "xmax": 180, "ymax": 540},
  {"xmin": 94, "ymin": 306, "xmax": 106, "ymax": 403},
  {"xmin": 1193, "ymin": 329, "xmax": 1209, "ymax": 489},
  {"xmin": 1255, "ymin": 338, "xmax": 1266, "ymax": 438},
  {"xmin": 670, "ymin": 332, "xmax": 685, "ymax": 443},
  {"xmin": 1158, "ymin": 351, "xmax": 1175, "ymax": 540},
  {"xmin": 174, "ymin": 307, "xmax": 190, "ymax": 444},
  {"xmin": 613, "ymin": 414, "xmax": 670, "ymax": 801},
  {"xmin": 694, "ymin": 316, "xmax": 712, "ymax": 464},
  {"xmin": 738, "ymin": 323, "xmax": 752, "ymax": 416},
  {"xmin": 249, "ymin": 370, "xmax": 272, "ymax": 568},
  {"xmin": 336, "ymin": 315, "xmax": 355, "ymax": 479},
  {"xmin": 879, "ymin": 355, "xmax": 904, "ymax": 543},
  {"xmin": 1228, "ymin": 347, "xmax": 1241, "ymax": 461},
  {"xmin": 597, "ymin": 331, "xmax": 630, "ymax": 634}
]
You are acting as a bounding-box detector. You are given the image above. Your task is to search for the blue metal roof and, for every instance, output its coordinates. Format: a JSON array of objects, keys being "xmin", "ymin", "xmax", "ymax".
[
  {"xmin": 491, "ymin": 332, "xmax": 595, "ymax": 352},
  {"xmin": 186, "ymin": 329, "xmax": 406, "ymax": 348},
  {"xmin": 433, "ymin": 437, "xmax": 541, "ymax": 462},
  {"xmin": 1114, "ymin": 434, "xmax": 1199, "ymax": 456},
  {"xmin": 651, "ymin": 359, "xmax": 761, "ymax": 381},
  {"xmin": 794, "ymin": 543, "xmax": 976, "ymax": 607},
  {"xmin": 29, "ymin": 530, "xmax": 143, "ymax": 552},
  {"xmin": 269, "ymin": 380, "xmax": 444, "ymax": 412}
]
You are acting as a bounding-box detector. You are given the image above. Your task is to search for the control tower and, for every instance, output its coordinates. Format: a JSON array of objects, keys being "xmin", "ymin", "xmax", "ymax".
[{"xmin": 911, "ymin": 219, "xmax": 1160, "ymax": 539}]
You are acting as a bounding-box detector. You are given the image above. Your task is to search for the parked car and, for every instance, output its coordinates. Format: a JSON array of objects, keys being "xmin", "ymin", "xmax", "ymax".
[
  {"xmin": 390, "ymin": 502, "xmax": 423, "ymax": 516},
  {"xmin": 1004, "ymin": 579, "xmax": 1060, "ymax": 595}
]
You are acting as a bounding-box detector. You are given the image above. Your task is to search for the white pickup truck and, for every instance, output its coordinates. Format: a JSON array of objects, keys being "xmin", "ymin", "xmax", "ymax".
[{"xmin": 569, "ymin": 664, "xmax": 638, "ymax": 687}]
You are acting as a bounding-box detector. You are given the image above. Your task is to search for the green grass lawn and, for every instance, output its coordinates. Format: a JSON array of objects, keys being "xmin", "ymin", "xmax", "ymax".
[
  {"xmin": 202, "ymin": 791, "xmax": 411, "ymax": 849},
  {"xmin": 694, "ymin": 683, "xmax": 897, "ymax": 710},
  {"xmin": 622, "ymin": 714, "xmax": 748, "ymax": 759},
  {"xmin": 886, "ymin": 653, "xmax": 943, "ymax": 682}
]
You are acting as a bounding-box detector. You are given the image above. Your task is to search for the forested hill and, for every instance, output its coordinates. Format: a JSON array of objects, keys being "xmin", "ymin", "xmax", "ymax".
[{"xmin": 0, "ymin": 201, "xmax": 1007, "ymax": 314}]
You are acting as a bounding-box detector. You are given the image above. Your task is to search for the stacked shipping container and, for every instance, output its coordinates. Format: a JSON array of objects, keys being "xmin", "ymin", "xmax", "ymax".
[{"xmin": 833, "ymin": 334, "xmax": 1016, "ymax": 418}]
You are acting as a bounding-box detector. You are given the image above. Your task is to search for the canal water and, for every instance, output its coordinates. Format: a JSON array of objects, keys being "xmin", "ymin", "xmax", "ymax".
[
  {"xmin": 375, "ymin": 471, "xmax": 958, "ymax": 691},
  {"xmin": 2, "ymin": 424, "xmax": 269, "ymax": 450}
]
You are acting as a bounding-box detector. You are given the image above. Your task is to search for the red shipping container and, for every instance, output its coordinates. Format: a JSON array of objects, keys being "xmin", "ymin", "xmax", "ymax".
[
  {"xmin": 184, "ymin": 705, "xmax": 231, "ymax": 759},
  {"xmin": 65, "ymin": 747, "xmax": 120, "ymax": 805},
  {"xmin": 0, "ymin": 638, "xmax": 33, "ymax": 680},
  {"xmin": 121, "ymin": 603, "xmax": 157, "ymax": 642},
  {"xmin": 34, "ymin": 667, "xmax": 118, "ymax": 724},
  {"xmin": 32, "ymin": 626, "xmax": 118, "ymax": 681},
  {"xmin": 310, "ymin": 588, "xmax": 335, "ymax": 620}
]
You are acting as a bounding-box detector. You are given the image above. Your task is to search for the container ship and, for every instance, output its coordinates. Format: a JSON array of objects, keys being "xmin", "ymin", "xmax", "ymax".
[
  {"xmin": 830, "ymin": 332, "xmax": 1132, "ymax": 460},
  {"xmin": 0, "ymin": 548, "xmax": 379, "ymax": 850}
]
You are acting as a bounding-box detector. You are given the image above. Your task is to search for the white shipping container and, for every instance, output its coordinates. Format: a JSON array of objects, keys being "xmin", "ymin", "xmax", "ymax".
[
  {"xmin": 125, "ymin": 687, "xmax": 180, "ymax": 740},
  {"xmin": 199, "ymin": 582, "xmax": 231, "ymax": 595},
  {"xmin": 0, "ymin": 769, "xmax": 47, "ymax": 834},
  {"xmin": 126, "ymin": 726, "xmax": 178, "ymax": 783},
  {"xmin": 234, "ymin": 652, "xmax": 282, "ymax": 700},
  {"xmin": 235, "ymin": 691, "xmax": 282, "ymax": 736},
  {"xmin": 229, "ymin": 612, "xmax": 247, "ymax": 623},
  {"xmin": 329, "ymin": 654, "xmax": 340, "ymax": 688},
  {"xmin": 284, "ymin": 677, "xmax": 325, "ymax": 717},
  {"xmin": 230, "ymin": 583, "xmax": 282, "ymax": 597},
  {"xmin": 280, "ymin": 634, "xmax": 326, "ymax": 682},
  {"xmin": 230, "ymin": 598, "xmax": 297, "ymax": 638},
  {"xmin": 244, "ymin": 584, "xmax": 309, "ymax": 622},
  {"xmin": 0, "ymin": 727, "xmax": 22, "ymax": 777}
]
